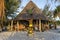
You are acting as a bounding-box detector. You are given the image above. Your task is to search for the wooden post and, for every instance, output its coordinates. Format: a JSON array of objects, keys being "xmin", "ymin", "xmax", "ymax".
[
  {"xmin": 46, "ymin": 21, "xmax": 49, "ymax": 30},
  {"xmin": 0, "ymin": 0, "xmax": 5, "ymax": 29},
  {"xmin": 17, "ymin": 21, "xmax": 19, "ymax": 31},
  {"xmin": 36, "ymin": 20, "xmax": 39, "ymax": 31},
  {"xmin": 8, "ymin": 23, "xmax": 10, "ymax": 31},
  {"xmin": 48, "ymin": 21, "xmax": 49, "ymax": 29},
  {"xmin": 39, "ymin": 19, "xmax": 42, "ymax": 32},
  {"xmin": 36, "ymin": 20, "xmax": 38, "ymax": 25},
  {"xmin": 11, "ymin": 20, "xmax": 13, "ymax": 31}
]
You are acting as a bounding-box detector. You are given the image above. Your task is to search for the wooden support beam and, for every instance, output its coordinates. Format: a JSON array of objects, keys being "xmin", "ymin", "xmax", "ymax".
[
  {"xmin": 46, "ymin": 21, "xmax": 49, "ymax": 30},
  {"xmin": 36, "ymin": 20, "xmax": 38, "ymax": 25},
  {"xmin": 17, "ymin": 21, "xmax": 19, "ymax": 31},
  {"xmin": 39, "ymin": 19, "xmax": 42, "ymax": 32},
  {"xmin": 48, "ymin": 21, "xmax": 49, "ymax": 29},
  {"xmin": 11, "ymin": 20, "xmax": 13, "ymax": 31},
  {"xmin": 8, "ymin": 23, "xmax": 10, "ymax": 31}
]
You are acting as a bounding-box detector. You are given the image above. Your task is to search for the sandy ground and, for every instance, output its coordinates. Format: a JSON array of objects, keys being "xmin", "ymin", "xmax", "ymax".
[{"xmin": 0, "ymin": 26, "xmax": 60, "ymax": 40}]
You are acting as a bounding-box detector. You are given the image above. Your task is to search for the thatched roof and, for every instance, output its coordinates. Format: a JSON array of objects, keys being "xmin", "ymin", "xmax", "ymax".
[
  {"xmin": 19, "ymin": 1, "xmax": 42, "ymax": 14},
  {"xmin": 15, "ymin": 13, "xmax": 49, "ymax": 20},
  {"xmin": 15, "ymin": 1, "xmax": 49, "ymax": 21}
]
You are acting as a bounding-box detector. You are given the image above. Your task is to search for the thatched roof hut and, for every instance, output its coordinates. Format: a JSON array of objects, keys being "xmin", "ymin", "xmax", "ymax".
[{"xmin": 6, "ymin": 1, "xmax": 51, "ymax": 32}]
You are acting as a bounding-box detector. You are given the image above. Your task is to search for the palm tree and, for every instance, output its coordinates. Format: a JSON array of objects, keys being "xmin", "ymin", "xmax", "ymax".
[
  {"xmin": 54, "ymin": 6, "xmax": 60, "ymax": 18},
  {"xmin": 0, "ymin": 0, "xmax": 21, "ymax": 31},
  {"xmin": 5, "ymin": 0, "xmax": 21, "ymax": 19}
]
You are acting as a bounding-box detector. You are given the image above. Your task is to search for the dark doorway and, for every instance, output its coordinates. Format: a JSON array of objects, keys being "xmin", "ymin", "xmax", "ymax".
[{"xmin": 33, "ymin": 19, "xmax": 39, "ymax": 31}]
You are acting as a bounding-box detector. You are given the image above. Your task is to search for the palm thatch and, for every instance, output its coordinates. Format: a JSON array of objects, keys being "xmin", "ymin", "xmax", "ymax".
[
  {"xmin": 20, "ymin": 1, "xmax": 42, "ymax": 14},
  {"xmin": 15, "ymin": 13, "xmax": 49, "ymax": 20}
]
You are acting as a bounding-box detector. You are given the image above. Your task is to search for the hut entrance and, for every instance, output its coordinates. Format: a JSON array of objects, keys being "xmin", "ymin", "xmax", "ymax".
[
  {"xmin": 33, "ymin": 19, "xmax": 39, "ymax": 31},
  {"xmin": 13, "ymin": 20, "xmax": 39, "ymax": 31},
  {"xmin": 15, "ymin": 20, "xmax": 29, "ymax": 31},
  {"xmin": 18, "ymin": 20, "xmax": 29, "ymax": 31}
]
